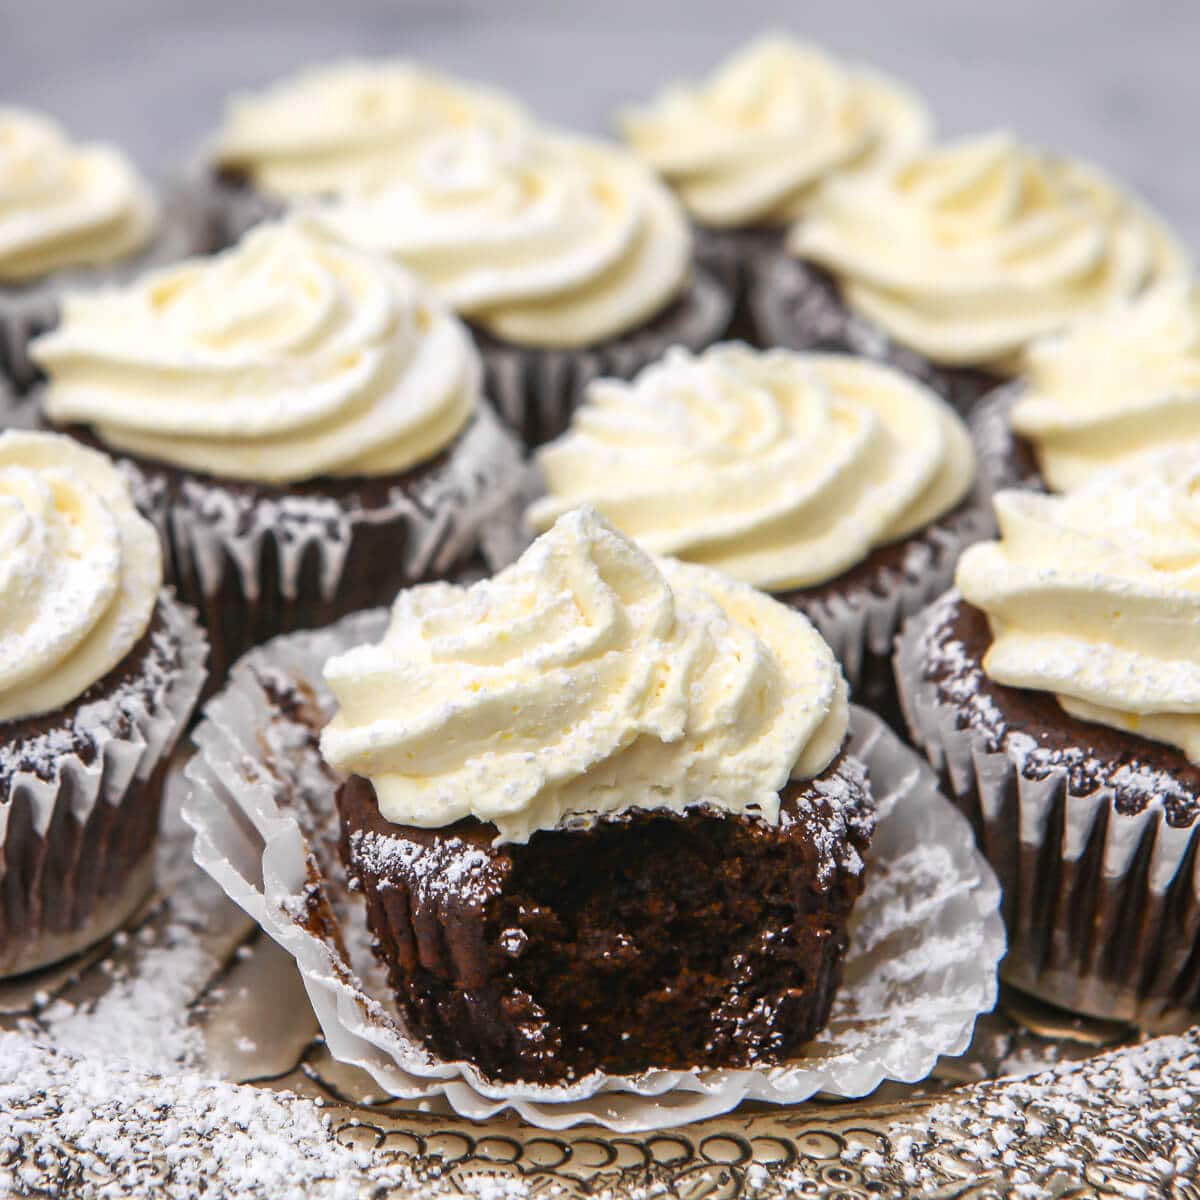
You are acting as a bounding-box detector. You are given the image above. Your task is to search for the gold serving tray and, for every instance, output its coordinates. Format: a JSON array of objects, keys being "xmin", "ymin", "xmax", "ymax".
[{"xmin": 1, "ymin": 780, "xmax": 1196, "ymax": 1199}]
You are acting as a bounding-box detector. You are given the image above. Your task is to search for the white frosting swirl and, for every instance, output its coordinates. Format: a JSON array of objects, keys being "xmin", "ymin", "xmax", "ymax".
[
  {"xmin": 0, "ymin": 108, "xmax": 157, "ymax": 284},
  {"xmin": 209, "ymin": 60, "xmax": 531, "ymax": 199},
  {"xmin": 620, "ymin": 35, "xmax": 930, "ymax": 229},
  {"xmin": 528, "ymin": 345, "xmax": 975, "ymax": 591},
  {"xmin": 0, "ymin": 431, "xmax": 161, "ymax": 722},
  {"xmin": 956, "ymin": 452, "xmax": 1200, "ymax": 762},
  {"xmin": 307, "ymin": 127, "xmax": 692, "ymax": 348},
  {"xmin": 789, "ymin": 132, "xmax": 1188, "ymax": 367},
  {"xmin": 1011, "ymin": 282, "xmax": 1200, "ymax": 491},
  {"xmin": 31, "ymin": 219, "xmax": 477, "ymax": 484},
  {"xmin": 320, "ymin": 507, "xmax": 849, "ymax": 844}
]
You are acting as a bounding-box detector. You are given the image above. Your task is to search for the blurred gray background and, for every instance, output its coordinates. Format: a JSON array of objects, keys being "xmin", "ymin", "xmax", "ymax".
[{"xmin": 6, "ymin": 0, "xmax": 1198, "ymax": 248}]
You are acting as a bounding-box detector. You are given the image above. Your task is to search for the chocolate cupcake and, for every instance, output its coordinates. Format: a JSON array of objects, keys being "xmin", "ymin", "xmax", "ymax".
[
  {"xmin": 527, "ymin": 343, "xmax": 994, "ymax": 728},
  {"xmin": 0, "ymin": 108, "xmax": 207, "ymax": 393},
  {"xmin": 195, "ymin": 59, "xmax": 534, "ymax": 248},
  {"xmin": 618, "ymin": 35, "xmax": 930, "ymax": 343},
  {"xmin": 896, "ymin": 452, "xmax": 1200, "ymax": 1030},
  {"xmin": 758, "ymin": 132, "xmax": 1190, "ymax": 412},
  {"xmin": 0, "ymin": 430, "xmax": 206, "ymax": 977},
  {"xmin": 318, "ymin": 508, "xmax": 871, "ymax": 1083},
  {"xmin": 301, "ymin": 125, "xmax": 732, "ymax": 445},
  {"xmin": 24, "ymin": 216, "xmax": 525, "ymax": 683}
]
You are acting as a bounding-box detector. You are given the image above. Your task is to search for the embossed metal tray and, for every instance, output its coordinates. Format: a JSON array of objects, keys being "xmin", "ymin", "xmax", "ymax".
[{"xmin": 2, "ymin": 772, "xmax": 1197, "ymax": 1199}]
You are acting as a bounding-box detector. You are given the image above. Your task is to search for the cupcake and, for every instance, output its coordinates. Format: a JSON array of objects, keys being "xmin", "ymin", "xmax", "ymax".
[
  {"xmin": 319, "ymin": 507, "xmax": 872, "ymax": 1083},
  {"xmin": 896, "ymin": 451, "xmax": 1200, "ymax": 1030},
  {"xmin": 304, "ymin": 125, "xmax": 732, "ymax": 445},
  {"xmin": 982, "ymin": 281, "xmax": 1200, "ymax": 495},
  {"xmin": 619, "ymin": 36, "xmax": 929, "ymax": 342},
  {"xmin": 197, "ymin": 59, "xmax": 533, "ymax": 248},
  {"xmin": 759, "ymin": 132, "xmax": 1190, "ymax": 412},
  {"xmin": 527, "ymin": 343, "xmax": 992, "ymax": 727},
  {"xmin": 0, "ymin": 430, "xmax": 206, "ymax": 977},
  {"xmin": 23, "ymin": 216, "xmax": 525, "ymax": 682},
  {"xmin": 0, "ymin": 108, "xmax": 205, "ymax": 393}
]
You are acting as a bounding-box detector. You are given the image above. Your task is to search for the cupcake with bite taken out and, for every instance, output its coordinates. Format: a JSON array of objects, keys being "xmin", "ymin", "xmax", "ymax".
[
  {"xmin": 527, "ymin": 342, "xmax": 993, "ymax": 728},
  {"xmin": 22, "ymin": 215, "xmax": 524, "ymax": 683},
  {"xmin": 321, "ymin": 507, "xmax": 873, "ymax": 1082},
  {"xmin": 0, "ymin": 430, "xmax": 206, "ymax": 977},
  {"xmin": 896, "ymin": 449, "xmax": 1200, "ymax": 1029},
  {"xmin": 759, "ymin": 131, "xmax": 1189, "ymax": 412},
  {"xmin": 618, "ymin": 35, "xmax": 930, "ymax": 343}
]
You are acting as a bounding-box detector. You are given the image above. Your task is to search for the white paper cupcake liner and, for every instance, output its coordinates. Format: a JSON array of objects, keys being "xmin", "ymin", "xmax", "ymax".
[
  {"xmin": 173, "ymin": 152, "xmax": 285, "ymax": 250},
  {"xmin": 0, "ymin": 591, "xmax": 208, "ymax": 977},
  {"xmin": 182, "ymin": 611, "xmax": 1004, "ymax": 1131},
  {"xmin": 27, "ymin": 404, "xmax": 527, "ymax": 683},
  {"xmin": 0, "ymin": 207, "xmax": 210, "ymax": 393},
  {"xmin": 896, "ymin": 593, "xmax": 1200, "ymax": 1032}
]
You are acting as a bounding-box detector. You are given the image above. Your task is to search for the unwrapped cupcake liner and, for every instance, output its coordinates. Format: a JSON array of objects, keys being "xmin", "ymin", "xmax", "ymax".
[
  {"xmin": 478, "ymin": 268, "xmax": 733, "ymax": 447},
  {"xmin": 748, "ymin": 255, "xmax": 1001, "ymax": 414},
  {"xmin": 0, "ymin": 592, "xmax": 207, "ymax": 978},
  {"xmin": 0, "ymin": 206, "xmax": 211, "ymax": 394},
  {"xmin": 182, "ymin": 610, "xmax": 1004, "ymax": 1131},
  {"xmin": 896, "ymin": 597, "xmax": 1200, "ymax": 1033},
  {"xmin": 70, "ymin": 404, "xmax": 527, "ymax": 686}
]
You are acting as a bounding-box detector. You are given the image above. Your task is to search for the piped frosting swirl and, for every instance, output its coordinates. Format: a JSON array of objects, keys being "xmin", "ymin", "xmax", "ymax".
[
  {"xmin": 32, "ymin": 218, "xmax": 477, "ymax": 484},
  {"xmin": 320, "ymin": 507, "xmax": 849, "ymax": 844},
  {"xmin": 0, "ymin": 431, "xmax": 161, "ymax": 722},
  {"xmin": 0, "ymin": 108, "xmax": 157, "ymax": 284},
  {"xmin": 528, "ymin": 344, "xmax": 975, "ymax": 591},
  {"xmin": 956, "ymin": 451, "xmax": 1200, "ymax": 762},
  {"xmin": 620, "ymin": 35, "xmax": 930, "ymax": 229},
  {"xmin": 209, "ymin": 59, "xmax": 532, "ymax": 199},
  {"xmin": 307, "ymin": 127, "xmax": 692, "ymax": 348},
  {"xmin": 789, "ymin": 132, "xmax": 1188, "ymax": 367},
  {"xmin": 1010, "ymin": 282, "xmax": 1200, "ymax": 491}
]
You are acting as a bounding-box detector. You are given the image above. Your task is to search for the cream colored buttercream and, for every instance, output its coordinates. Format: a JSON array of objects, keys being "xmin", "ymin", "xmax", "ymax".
[
  {"xmin": 790, "ymin": 132, "xmax": 1188, "ymax": 367},
  {"xmin": 527, "ymin": 345, "xmax": 975, "ymax": 591},
  {"xmin": 956, "ymin": 452, "xmax": 1200, "ymax": 762},
  {"xmin": 320, "ymin": 507, "xmax": 849, "ymax": 844},
  {"xmin": 32, "ymin": 218, "xmax": 476, "ymax": 484},
  {"xmin": 0, "ymin": 108, "xmax": 157, "ymax": 284},
  {"xmin": 1010, "ymin": 282, "xmax": 1200, "ymax": 491},
  {"xmin": 210, "ymin": 59, "xmax": 531, "ymax": 199},
  {"xmin": 620, "ymin": 35, "xmax": 930, "ymax": 229},
  {"xmin": 307, "ymin": 127, "xmax": 692, "ymax": 348},
  {"xmin": 0, "ymin": 431, "xmax": 161, "ymax": 721}
]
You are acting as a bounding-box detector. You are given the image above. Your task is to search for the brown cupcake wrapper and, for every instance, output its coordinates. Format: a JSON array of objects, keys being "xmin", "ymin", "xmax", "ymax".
[
  {"xmin": 0, "ymin": 207, "xmax": 211, "ymax": 393},
  {"xmin": 479, "ymin": 267, "xmax": 733, "ymax": 447},
  {"xmin": 0, "ymin": 592, "xmax": 207, "ymax": 978},
  {"xmin": 747, "ymin": 255, "xmax": 1001, "ymax": 414},
  {"xmin": 691, "ymin": 226, "xmax": 786, "ymax": 345},
  {"xmin": 895, "ymin": 596, "xmax": 1200, "ymax": 1032},
  {"xmin": 118, "ymin": 404, "xmax": 526, "ymax": 683}
]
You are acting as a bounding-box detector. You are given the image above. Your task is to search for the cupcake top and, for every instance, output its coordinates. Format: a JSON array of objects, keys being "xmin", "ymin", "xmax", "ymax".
[
  {"xmin": 209, "ymin": 59, "xmax": 531, "ymax": 199},
  {"xmin": 307, "ymin": 127, "xmax": 692, "ymax": 348},
  {"xmin": 956, "ymin": 451, "xmax": 1200, "ymax": 763},
  {"xmin": 0, "ymin": 108, "xmax": 158, "ymax": 285},
  {"xmin": 1010, "ymin": 282, "xmax": 1200, "ymax": 491},
  {"xmin": 31, "ymin": 217, "xmax": 477, "ymax": 484},
  {"xmin": 0, "ymin": 430, "xmax": 161, "ymax": 722},
  {"xmin": 789, "ymin": 131, "xmax": 1188, "ymax": 368},
  {"xmin": 320, "ymin": 507, "xmax": 849, "ymax": 844},
  {"xmin": 619, "ymin": 35, "xmax": 930, "ymax": 229},
  {"xmin": 527, "ymin": 344, "xmax": 975, "ymax": 591}
]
